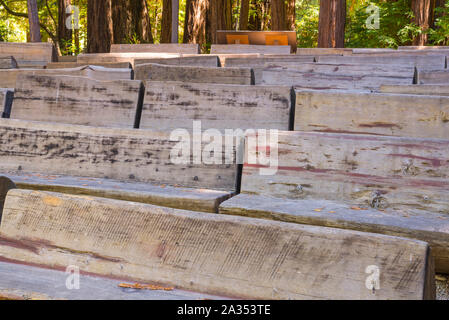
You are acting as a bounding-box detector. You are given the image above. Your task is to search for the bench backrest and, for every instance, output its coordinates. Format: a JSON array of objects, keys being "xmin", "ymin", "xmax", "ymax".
[
  {"xmin": 134, "ymin": 55, "xmax": 219, "ymax": 67},
  {"xmin": 0, "ymin": 119, "xmax": 239, "ymax": 191},
  {"xmin": 294, "ymin": 90, "xmax": 449, "ymax": 139},
  {"xmin": 241, "ymin": 131, "xmax": 449, "ymax": 213},
  {"xmin": 10, "ymin": 75, "xmax": 143, "ymax": 128},
  {"xmin": 222, "ymin": 55, "xmax": 315, "ymax": 68},
  {"xmin": 77, "ymin": 53, "xmax": 181, "ymax": 67},
  {"xmin": 417, "ymin": 70, "xmax": 449, "ymax": 85},
  {"xmin": 211, "ymin": 44, "xmax": 291, "ymax": 55},
  {"xmin": 135, "ymin": 63, "xmax": 254, "ymax": 85},
  {"xmin": 110, "ymin": 43, "xmax": 200, "ymax": 54},
  {"xmin": 46, "ymin": 62, "xmax": 132, "ymax": 69},
  {"xmin": 379, "ymin": 84, "xmax": 449, "ymax": 96},
  {"xmin": 0, "ymin": 42, "xmax": 56, "ymax": 64},
  {"xmin": 140, "ymin": 81, "xmax": 293, "ymax": 131},
  {"xmin": 0, "ymin": 56, "xmax": 18, "ymax": 69}
]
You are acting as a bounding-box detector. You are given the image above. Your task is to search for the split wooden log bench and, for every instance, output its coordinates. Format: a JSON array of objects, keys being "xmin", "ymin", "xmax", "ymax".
[
  {"xmin": 110, "ymin": 43, "xmax": 200, "ymax": 54},
  {"xmin": 379, "ymin": 85, "xmax": 449, "ymax": 96},
  {"xmin": 294, "ymin": 90, "xmax": 449, "ymax": 139},
  {"xmin": 258, "ymin": 63, "xmax": 415, "ymax": 89},
  {"xmin": 135, "ymin": 63, "xmax": 254, "ymax": 85},
  {"xmin": 0, "ymin": 119, "xmax": 239, "ymax": 213},
  {"xmin": 316, "ymin": 55, "xmax": 447, "ymax": 71},
  {"xmin": 0, "ymin": 42, "xmax": 56, "ymax": 68},
  {"xmin": 221, "ymin": 54, "xmax": 316, "ymax": 68},
  {"xmin": 46, "ymin": 62, "xmax": 132, "ymax": 70},
  {"xmin": 0, "ymin": 188, "xmax": 435, "ymax": 299},
  {"xmin": 0, "ymin": 56, "xmax": 18, "ymax": 69},
  {"xmin": 210, "ymin": 44, "xmax": 291, "ymax": 55},
  {"xmin": 77, "ymin": 53, "xmax": 182, "ymax": 68},
  {"xmin": 134, "ymin": 55, "xmax": 219, "ymax": 67},
  {"xmin": 8, "ymin": 74, "xmax": 143, "ymax": 128},
  {"xmin": 219, "ymin": 131, "xmax": 449, "ymax": 273},
  {"xmin": 140, "ymin": 81, "xmax": 294, "ymax": 131},
  {"xmin": 0, "ymin": 65, "xmax": 133, "ymax": 88},
  {"xmin": 0, "ymin": 88, "xmax": 14, "ymax": 119},
  {"xmin": 295, "ymin": 48, "xmax": 351, "ymax": 55},
  {"xmin": 417, "ymin": 70, "xmax": 449, "ymax": 85}
]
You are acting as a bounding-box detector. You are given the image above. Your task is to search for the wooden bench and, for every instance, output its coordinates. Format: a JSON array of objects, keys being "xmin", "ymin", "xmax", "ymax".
[
  {"xmin": 77, "ymin": 53, "xmax": 181, "ymax": 67},
  {"xmin": 134, "ymin": 55, "xmax": 219, "ymax": 67},
  {"xmin": 294, "ymin": 90, "xmax": 449, "ymax": 139},
  {"xmin": 9, "ymin": 74, "xmax": 143, "ymax": 128},
  {"xmin": 135, "ymin": 63, "xmax": 254, "ymax": 85},
  {"xmin": 0, "ymin": 88, "xmax": 13, "ymax": 119},
  {"xmin": 0, "ymin": 66, "xmax": 133, "ymax": 88},
  {"xmin": 140, "ymin": 81, "xmax": 293, "ymax": 131},
  {"xmin": 316, "ymin": 55, "xmax": 446, "ymax": 71},
  {"xmin": 110, "ymin": 43, "xmax": 200, "ymax": 54},
  {"xmin": 211, "ymin": 44, "xmax": 291, "ymax": 55},
  {"xmin": 0, "ymin": 188, "xmax": 435, "ymax": 299},
  {"xmin": 0, "ymin": 42, "xmax": 56, "ymax": 68},
  {"xmin": 219, "ymin": 130, "xmax": 449, "ymax": 273},
  {"xmin": 0, "ymin": 56, "xmax": 18, "ymax": 69},
  {"xmin": 0, "ymin": 119, "xmax": 239, "ymax": 213},
  {"xmin": 296, "ymin": 48, "xmax": 350, "ymax": 55},
  {"xmin": 417, "ymin": 70, "xmax": 449, "ymax": 85},
  {"xmin": 46, "ymin": 62, "xmax": 132, "ymax": 69},
  {"xmin": 379, "ymin": 84, "xmax": 449, "ymax": 96},
  {"xmin": 258, "ymin": 63, "xmax": 415, "ymax": 89},
  {"xmin": 221, "ymin": 54, "xmax": 315, "ymax": 68}
]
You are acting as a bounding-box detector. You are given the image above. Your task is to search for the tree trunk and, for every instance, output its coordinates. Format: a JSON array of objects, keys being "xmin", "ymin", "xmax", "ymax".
[
  {"xmin": 318, "ymin": 0, "xmax": 346, "ymax": 48},
  {"xmin": 239, "ymin": 0, "xmax": 250, "ymax": 30},
  {"xmin": 87, "ymin": 0, "xmax": 113, "ymax": 53},
  {"xmin": 183, "ymin": 0, "xmax": 208, "ymax": 45},
  {"xmin": 161, "ymin": 0, "xmax": 172, "ymax": 43},
  {"xmin": 412, "ymin": 0, "xmax": 433, "ymax": 46},
  {"xmin": 27, "ymin": 0, "xmax": 41, "ymax": 42},
  {"xmin": 271, "ymin": 0, "xmax": 286, "ymax": 30},
  {"xmin": 58, "ymin": 0, "xmax": 72, "ymax": 53},
  {"xmin": 112, "ymin": 0, "xmax": 153, "ymax": 44},
  {"xmin": 208, "ymin": 0, "xmax": 232, "ymax": 43},
  {"xmin": 286, "ymin": 0, "xmax": 296, "ymax": 31}
]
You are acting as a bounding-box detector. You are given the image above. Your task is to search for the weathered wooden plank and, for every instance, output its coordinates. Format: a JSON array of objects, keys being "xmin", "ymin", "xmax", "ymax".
[
  {"xmin": 10, "ymin": 74, "xmax": 142, "ymax": 128},
  {"xmin": 0, "ymin": 189, "xmax": 435, "ymax": 300},
  {"xmin": 211, "ymin": 44, "xmax": 291, "ymax": 55},
  {"xmin": 0, "ymin": 66, "xmax": 132, "ymax": 88},
  {"xmin": 216, "ymin": 54, "xmax": 261, "ymax": 67},
  {"xmin": 135, "ymin": 63, "xmax": 254, "ymax": 85},
  {"xmin": 140, "ymin": 81, "xmax": 293, "ymax": 131},
  {"xmin": 259, "ymin": 64, "xmax": 414, "ymax": 89},
  {"xmin": 379, "ymin": 85, "xmax": 449, "ymax": 96},
  {"xmin": 399, "ymin": 46, "xmax": 449, "ymax": 50},
  {"xmin": 222, "ymin": 55, "xmax": 315, "ymax": 68},
  {"xmin": 0, "ymin": 88, "xmax": 14, "ymax": 118},
  {"xmin": 0, "ymin": 42, "xmax": 56, "ymax": 63},
  {"xmin": 47, "ymin": 62, "xmax": 132, "ymax": 69},
  {"xmin": 418, "ymin": 70, "xmax": 449, "ymax": 85},
  {"xmin": 0, "ymin": 56, "xmax": 18, "ymax": 69},
  {"xmin": 240, "ymin": 131, "xmax": 449, "ymax": 212},
  {"xmin": 294, "ymin": 90, "xmax": 449, "ymax": 139},
  {"xmin": 134, "ymin": 55, "xmax": 219, "ymax": 67},
  {"xmin": 77, "ymin": 53, "xmax": 181, "ymax": 67},
  {"xmin": 111, "ymin": 43, "xmax": 200, "ymax": 54},
  {"xmin": 0, "ymin": 176, "xmax": 15, "ymax": 219},
  {"xmin": 316, "ymin": 55, "xmax": 446, "ymax": 71},
  {"xmin": 0, "ymin": 119, "xmax": 238, "ymax": 191},
  {"xmin": 4, "ymin": 173, "xmax": 232, "ymax": 213},
  {"xmin": 57, "ymin": 55, "xmax": 78, "ymax": 62},
  {"xmin": 295, "ymin": 48, "xmax": 349, "ymax": 55}
]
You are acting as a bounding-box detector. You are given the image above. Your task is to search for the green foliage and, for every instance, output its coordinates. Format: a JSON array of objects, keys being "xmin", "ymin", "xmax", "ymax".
[
  {"xmin": 295, "ymin": 0, "xmax": 319, "ymax": 48},
  {"xmin": 429, "ymin": 1, "xmax": 449, "ymax": 45}
]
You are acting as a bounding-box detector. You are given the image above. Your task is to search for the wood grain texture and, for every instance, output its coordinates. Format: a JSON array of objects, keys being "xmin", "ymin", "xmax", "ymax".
[
  {"xmin": 11, "ymin": 74, "xmax": 142, "ymax": 128},
  {"xmin": 294, "ymin": 90, "xmax": 449, "ymax": 139},
  {"xmin": 0, "ymin": 176, "xmax": 15, "ymax": 220},
  {"xmin": 418, "ymin": 70, "xmax": 449, "ymax": 84},
  {"xmin": 380, "ymin": 85, "xmax": 449, "ymax": 96},
  {"xmin": 77, "ymin": 53, "xmax": 181, "ymax": 67},
  {"xmin": 134, "ymin": 56, "xmax": 219, "ymax": 67},
  {"xmin": 241, "ymin": 131, "xmax": 449, "ymax": 212},
  {"xmin": 0, "ymin": 189, "xmax": 434, "ymax": 300},
  {"xmin": 316, "ymin": 55, "xmax": 446, "ymax": 71},
  {"xmin": 135, "ymin": 63, "xmax": 254, "ymax": 84},
  {"xmin": 111, "ymin": 43, "xmax": 200, "ymax": 54},
  {"xmin": 0, "ymin": 42, "xmax": 56, "ymax": 63},
  {"xmin": 259, "ymin": 64, "xmax": 415, "ymax": 89},
  {"xmin": 47, "ymin": 62, "xmax": 132, "ymax": 69},
  {"xmin": 219, "ymin": 192, "xmax": 444, "ymax": 275},
  {"xmin": 0, "ymin": 66, "xmax": 132, "ymax": 88},
  {"xmin": 0, "ymin": 56, "xmax": 18, "ymax": 69},
  {"xmin": 0, "ymin": 119, "xmax": 238, "ymax": 191},
  {"xmin": 222, "ymin": 55, "xmax": 315, "ymax": 67},
  {"xmin": 0, "ymin": 89, "xmax": 14, "ymax": 119},
  {"xmin": 295, "ymin": 48, "xmax": 349, "ymax": 55},
  {"xmin": 140, "ymin": 81, "xmax": 293, "ymax": 131},
  {"xmin": 211, "ymin": 44, "xmax": 291, "ymax": 55}
]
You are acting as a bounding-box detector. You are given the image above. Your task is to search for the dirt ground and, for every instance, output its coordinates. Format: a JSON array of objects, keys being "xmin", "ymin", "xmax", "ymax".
[{"xmin": 436, "ymin": 274, "xmax": 449, "ymax": 300}]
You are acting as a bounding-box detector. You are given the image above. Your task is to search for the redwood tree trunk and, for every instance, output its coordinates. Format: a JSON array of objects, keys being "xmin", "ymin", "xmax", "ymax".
[
  {"xmin": 161, "ymin": 0, "xmax": 172, "ymax": 43},
  {"xmin": 87, "ymin": 0, "xmax": 113, "ymax": 53},
  {"xmin": 412, "ymin": 0, "xmax": 433, "ymax": 45},
  {"xmin": 112, "ymin": 0, "xmax": 153, "ymax": 44},
  {"xmin": 271, "ymin": 0, "xmax": 286, "ymax": 30},
  {"xmin": 208, "ymin": 0, "xmax": 232, "ymax": 43},
  {"xmin": 27, "ymin": 0, "xmax": 41, "ymax": 42},
  {"xmin": 183, "ymin": 0, "xmax": 208, "ymax": 45},
  {"xmin": 286, "ymin": 0, "xmax": 296, "ymax": 31},
  {"xmin": 239, "ymin": 0, "xmax": 250, "ymax": 30},
  {"xmin": 318, "ymin": 0, "xmax": 346, "ymax": 48},
  {"xmin": 58, "ymin": 0, "xmax": 72, "ymax": 52}
]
